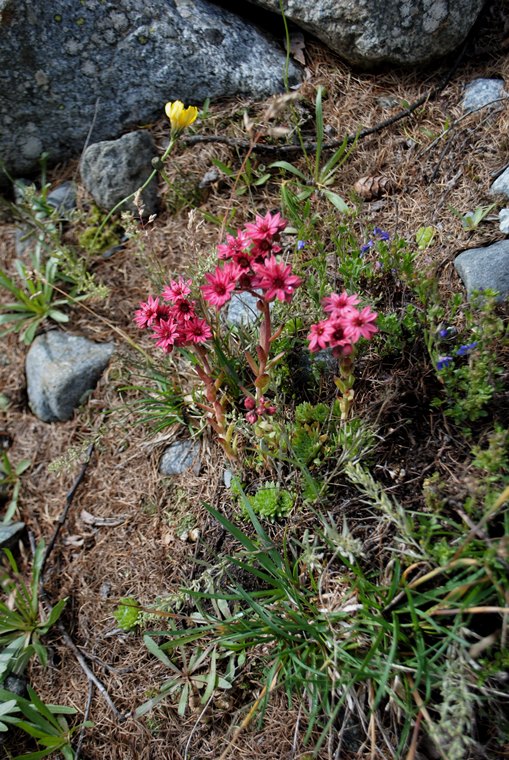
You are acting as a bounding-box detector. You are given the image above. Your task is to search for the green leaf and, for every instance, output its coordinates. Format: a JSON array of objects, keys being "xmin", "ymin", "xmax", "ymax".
[
  {"xmin": 143, "ymin": 634, "xmax": 173, "ymax": 667},
  {"xmin": 415, "ymin": 226, "xmax": 435, "ymax": 250},
  {"xmin": 47, "ymin": 309, "xmax": 69, "ymax": 323},
  {"xmin": 253, "ymin": 173, "xmax": 271, "ymax": 186},
  {"xmin": 13, "ymin": 748, "xmax": 63, "ymax": 760},
  {"xmin": 269, "ymin": 161, "xmax": 308, "ymax": 181},
  {"xmin": 200, "ymin": 649, "xmax": 217, "ymax": 705},
  {"xmin": 322, "ymin": 190, "xmax": 349, "ymax": 213},
  {"xmin": 210, "ymin": 158, "xmax": 235, "ymax": 177},
  {"xmin": 21, "ymin": 320, "xmax": 41, "ymax": 345},
  {"xmin": 31, "ymin": 641, "xmax": 48, "ymax": 668},
  {"xmin": 319, "ymin": 133, "xmax": 351, "ymax": 180},
  {"xmin": 177, "ymin": 683, "xmax": 189, "ymax": 716}
]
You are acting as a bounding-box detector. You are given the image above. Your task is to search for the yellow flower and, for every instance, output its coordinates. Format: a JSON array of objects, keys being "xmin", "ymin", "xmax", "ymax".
[{"xmin": 165, "ymin": 100, "xmax": 198, "ymax": 132}]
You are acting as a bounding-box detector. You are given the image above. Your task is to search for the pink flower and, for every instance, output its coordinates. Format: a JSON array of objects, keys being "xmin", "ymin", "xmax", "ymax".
[
  {"xmin": 201, "ymin": 263, "xmax": 240, "ymax": 309},
  {"xmin": 324, "ymin": 318, "xmax": 353, "ymax": 353},
  {"xmin": 162, "ymin": 277, "xmax": 192, "ymax": 302},
  {"xmin": 246, "ymin": 411, "xmax": 258, "ymax": 424},
  {"xmin": 343, "ymin": 307, "xmax": 378, "ymax": 342},
  {"xmin": 244, "ymin": 212, "xmax": 287, "ymax": 245},
  {"xmin": 151, "ymin": 318, "xmax": 180, "ymax": 353},
  {"xmin": 244, "ymin": 396, "xmax": 256, "ymax": 410},
  {"xmin": 183, "ymin": 317, "xmax": 212, "ymax": 344},
  {"xmin": 252, "ymin": 256, "xmax": 302, "ymax": 303},
  {"xmin": 307, "ymin": 320, "xmax": 331, "ymax": 353},
  {"xmin": 322, "ymin": 291, "xmax": 360, "ymax": 317},
  {"xmin": 171, "ymin": 297, "xmax": 196, "ymax": 322},
  {"xmin": 134, "ymin": 296, "xmax": 169, "ymax": 329},
  {"xmin": 217, "ymin": 230, "xmax": 251, "ymax": 260},
  {"xmin": 232, "ymin": 250, "xmax": 254, "ymax": 270},
  {"xmin": 237, "ymin": 269, "xmax": 255, "ymax": 291}
]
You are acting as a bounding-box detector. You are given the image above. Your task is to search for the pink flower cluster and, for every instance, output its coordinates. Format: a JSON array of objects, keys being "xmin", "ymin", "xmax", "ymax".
[
  {"xmin": 134, "ymin": 212, "xmax": 302, "ymax": 354},
  {"xmin": 134, "ymin": 277, "xmax": 212, "ymax": 353},
  {"xmin": 307, "ymin": 291, "xmax": 378, "ymax": 357},
  {"xmin": 202, "ymin": 212, "xmax": 302, "ymax": 308}
]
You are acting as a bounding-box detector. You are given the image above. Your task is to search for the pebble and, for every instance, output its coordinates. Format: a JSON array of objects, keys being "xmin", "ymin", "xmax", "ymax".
[
  {"xmin": 0, "ymin": 521, "xmax": 26, "ymax": 551},
  {"xmin": 462, "ymin": 78, "xmax": 507, "ymax": 113},
  {"xmin": 454, "ymin": 240, "xmax": 509, "ymax": 301},
  {"xmin": 159, "ymin": 439, "xmax": 201, "ymax": 476},
  {"xmin": 226, "ymin": 292, "xmax": 262, "ymax": 327},
  {"xmin": 26, "ymin": 331, "xmax": 115, "ymax": 422},
  {"xmin": 490, "ymin": 166, "xmax": 509, "ymax": 199}
]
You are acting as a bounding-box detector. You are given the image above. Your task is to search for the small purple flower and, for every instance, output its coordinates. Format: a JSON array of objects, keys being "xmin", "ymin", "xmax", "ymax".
[
  {"xmin": 456, "ymin": 341, "xmax": 478, "ymax": 357},
  {"xmin": 360, "ymin": 240, "xmax": 373, "ymax": 255},
  {"xmin": 438, "ymin": 326, "xmax": 457, "ymax": 340},
  {"xmin": 374, "ymin": 261, "xmax": 383, "ymax": 270},
  {"xmin": 373, "ymin": 227, "xmax": 390, "ymax": 241},
  {"xmin": 436, "ymin": 355, "xmax": 454, "ymax": 371},
  {"xmin": 297, "ymin": 240, "xmax": 307, "ymax": 250}
]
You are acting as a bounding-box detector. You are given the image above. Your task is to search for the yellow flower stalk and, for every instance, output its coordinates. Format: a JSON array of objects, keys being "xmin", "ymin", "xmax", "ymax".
[{"xmin": 165, "ymin": 100, "xmax": 198, "ymax": 132}]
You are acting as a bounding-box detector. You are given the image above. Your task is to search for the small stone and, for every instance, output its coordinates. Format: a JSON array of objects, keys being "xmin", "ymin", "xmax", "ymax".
[
  {"xmin": 377, "ymin": 95, "xmax": 400, "ymax": 109},
  {"xmin": 0, "ymin": 522, "xmax": 26, "ymax": 550},
  {"xmin": 46, "ymin": 181, "xmax": 77, "ymax": 214},
  {"xmin": 462, "ymin": 78, "xmax": 507, "ymax": 113},
  {"xmin": 198, "ymin": 168, "xmax": 221, "ymax": 189},
  {"xmin": 489, "ymin": 167, "xmax": 509, "ymax": 199},
  {"xmin": 99, "ymin": 582, "xmax": 111, "ymax": 599},
  {"xmin": 454, "ymin": 241, "xmax": 509, "ymax": 301},
  {"xmin": 80, "ymin": 131, "xmax": 159, "ymax": 216},
  {"xmin": 159, "ymin": 439, "xmax": 201, "ymax": 476},
  {"xmin": 26, "ymin": 331, "xmax": 115, "ymax": 422},
  {"xmin": 499, "ymin": 208, "xmax": 509, "ymax": 234},
  {"xmin": 226, "ymin": 292, "xmax": 262, "ymax": 327}
]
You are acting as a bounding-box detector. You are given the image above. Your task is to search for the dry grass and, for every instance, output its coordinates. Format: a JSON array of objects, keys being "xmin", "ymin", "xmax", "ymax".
[{"xmin": 1, "ymin": 7, "xmax": 509, "ymax": 758}]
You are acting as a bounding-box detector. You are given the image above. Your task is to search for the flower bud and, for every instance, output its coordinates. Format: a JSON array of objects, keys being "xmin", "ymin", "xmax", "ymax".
[{"xmin": 244, "ymin": 396, "xmax": 255, "ymax": 410}]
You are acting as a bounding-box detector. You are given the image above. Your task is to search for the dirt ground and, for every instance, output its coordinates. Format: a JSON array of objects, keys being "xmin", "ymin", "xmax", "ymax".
[{"xmin": 1, "ymin": 4, "xmax": 509, "ymax": 758}]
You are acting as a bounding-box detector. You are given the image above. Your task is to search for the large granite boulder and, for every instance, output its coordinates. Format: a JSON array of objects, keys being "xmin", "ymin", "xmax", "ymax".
[
  {"xmin": 0, "ymin": 0, "xmax": 300, "ymax": 183},
  {"xmin": 246, "ymin": 0, "xmax": 484, "ymax": 68}
]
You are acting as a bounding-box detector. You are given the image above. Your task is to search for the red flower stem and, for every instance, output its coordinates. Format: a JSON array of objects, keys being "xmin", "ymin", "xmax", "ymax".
[
  {"xmin": 254, "ymin": 299, "xmax": 272, "ymax": 401},
  {"xmin": 192, "ymin": 345, "xmax": 237, "ymax": 462}
]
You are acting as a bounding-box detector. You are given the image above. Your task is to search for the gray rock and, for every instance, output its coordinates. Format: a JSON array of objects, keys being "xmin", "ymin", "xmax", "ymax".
[
  {"xmin": 247, "ymin": 0, "xmax": 484, "ymax": 68},
  {"xmin": 26, "ymin": 331, "xmax": 114, "ymax": 422},
  {"xmin": 0, "ymin": 0, "xmax": 300, "ymax": 182},
  {"xmin": 454, "ymin": 241, "xmax": 509, "ymax": 301},
  {"xmin": 46, "ymin": 181, "xmax": 77, "ymax": 214},
  {"xmin": 490, "ymin": 167, "xmax": 509, "ymax": 200},
  {"xmin": 0, "ymin": 522, "xmax": 26, "ymax": 551},
  {"xmin": 499, "ymin": 208, "xmax": 509, "ymax": 234},
  {"xmin": 462, "ymin": 78, "xmax": 507, "ymax": 113},
  {"xmin": 14, "ymin": 180, "xmax": 76, "ymax": 259},
  {"xmin": 226, "ymin": 292, "xmax": 262, "ymax": 327},
  {"xmin": 80, "ymin": 131, "xmax": 158, "ymax": 216},
  {"xmin": 159, "ymin": 439, "xmax": 201, "ymax": 476}
]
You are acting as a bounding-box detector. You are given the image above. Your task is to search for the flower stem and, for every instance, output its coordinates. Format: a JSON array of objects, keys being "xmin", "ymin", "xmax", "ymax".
[
  {"xmin": 193, "ymin": 345, "xmax": 237, "ymax": 462},
  {"xmin": 92, "ymin": 137, "xmax": 176, "ymax": 246}
]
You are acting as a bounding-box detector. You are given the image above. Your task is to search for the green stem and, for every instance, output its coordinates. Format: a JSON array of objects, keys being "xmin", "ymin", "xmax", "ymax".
[{"xmin": 92, "ymin": 136, "xmax": 176, "ymax": 245}]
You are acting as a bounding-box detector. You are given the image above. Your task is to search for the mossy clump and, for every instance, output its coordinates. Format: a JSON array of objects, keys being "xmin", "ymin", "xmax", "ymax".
[
  {"xmin": 244, "ymin": 482, "xmax": 295, "ymax": 521},
  {"xmin": 113, "ymin": 597, "xmax": 141, "ymax": 630},
  {"xmin": 78, "ymin": 205, "xmax": 121, "ymax": 254}
]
